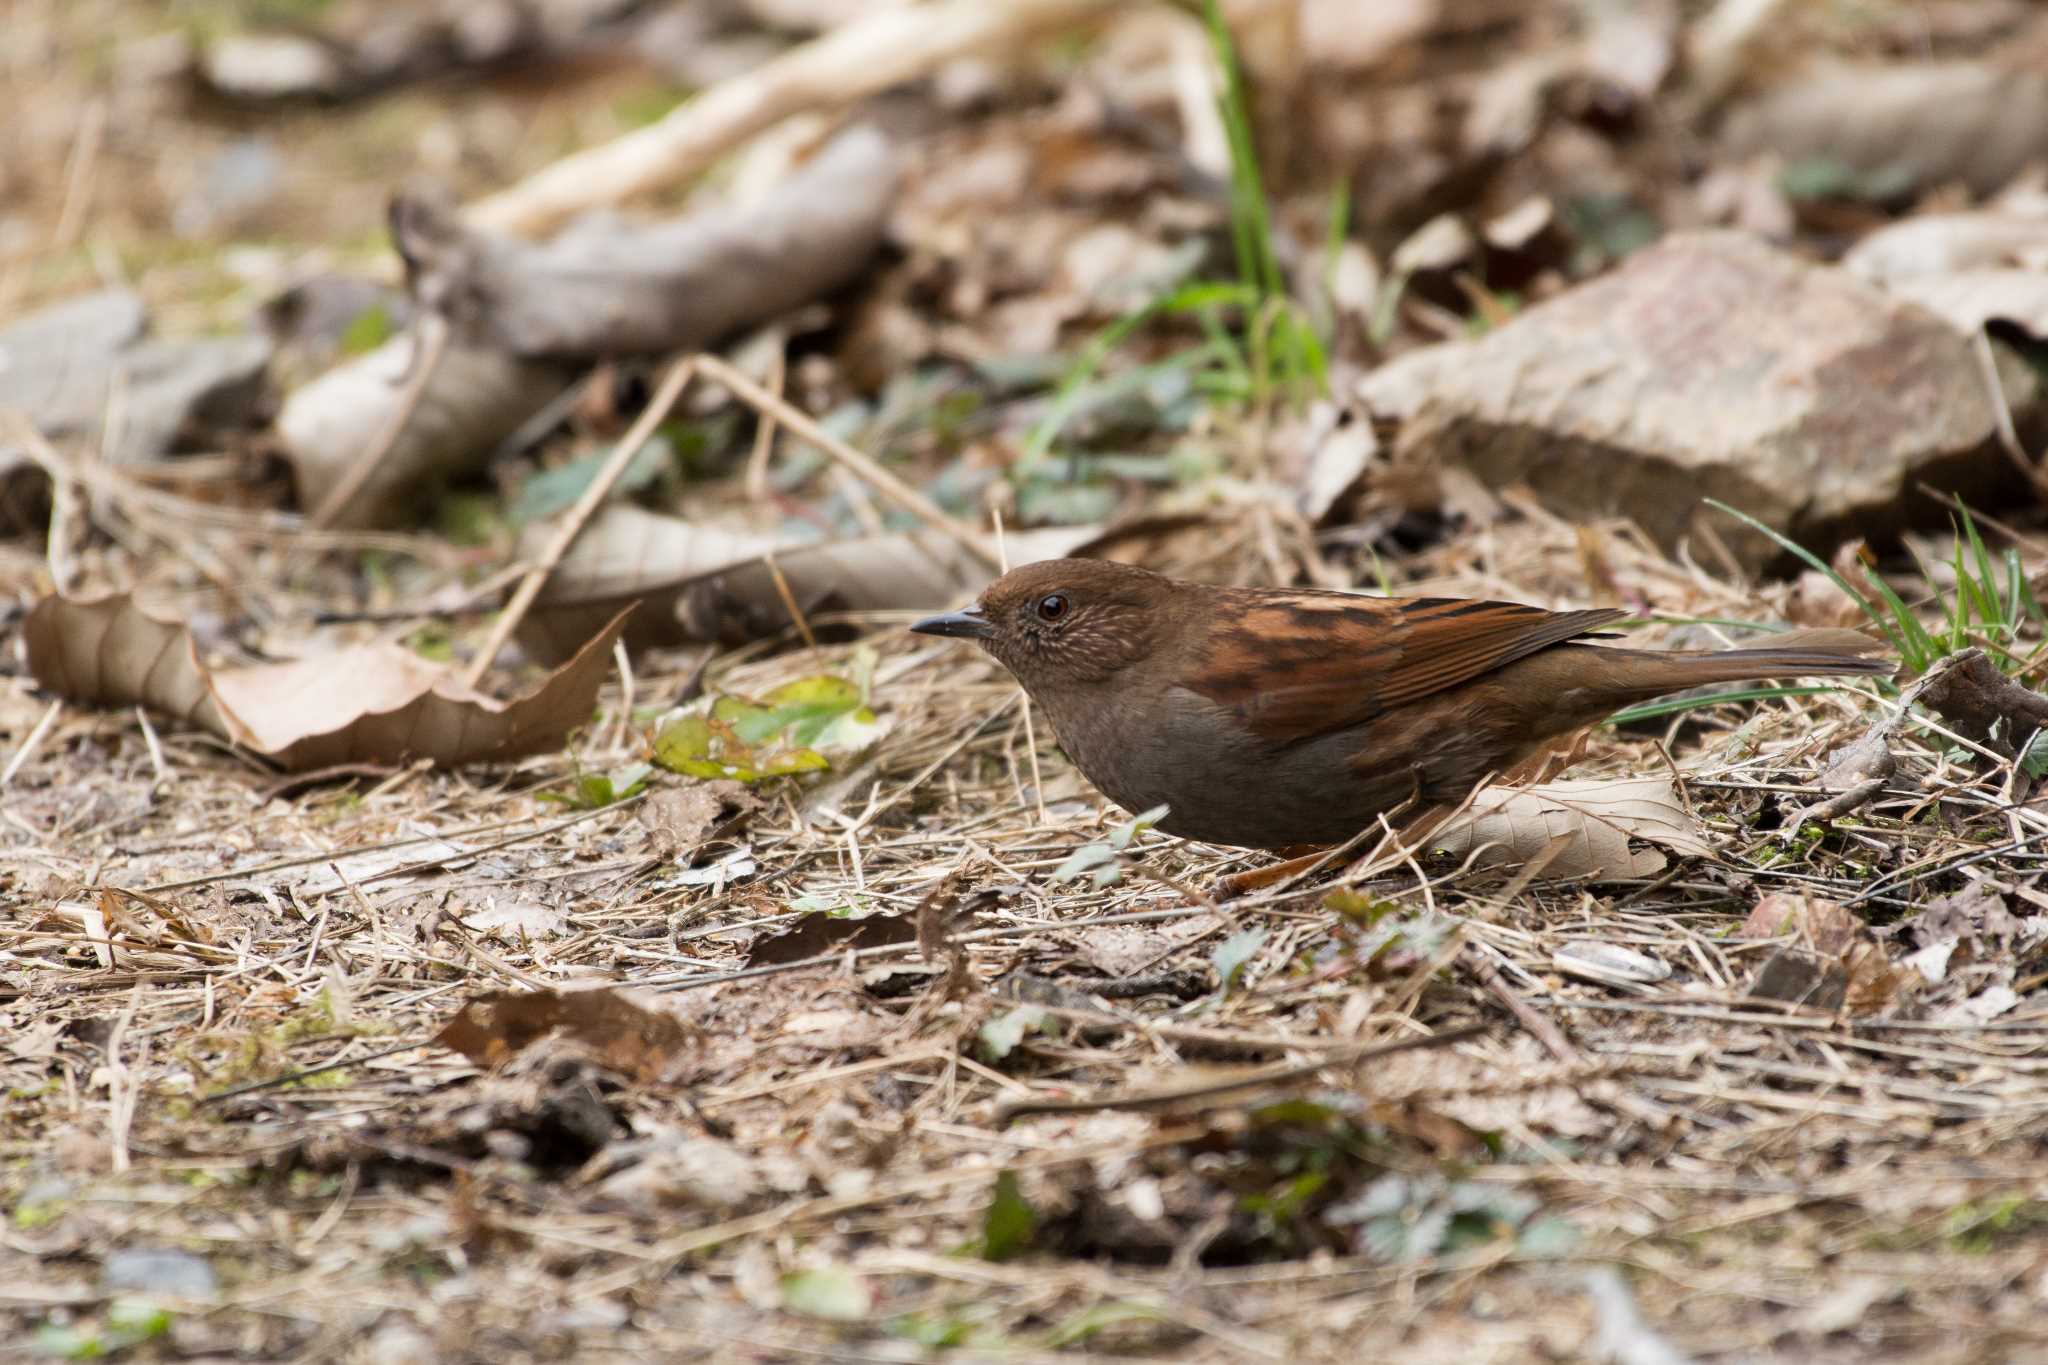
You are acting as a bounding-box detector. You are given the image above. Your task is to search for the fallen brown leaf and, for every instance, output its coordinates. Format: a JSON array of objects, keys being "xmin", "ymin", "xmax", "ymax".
[
  {"xmin": 1432, "ymin": 776, "xmax": 1714, "ymax": 880},
  {"xmin": 434, "ymin": 987, "xmax": 695, "ymax": 1085},
  {"xmin": 1739, "ymin": 894, "xmax": 1913, "ymax": 1014},
  {"xmin": 24, "ymin": 592, "xmax": 630, "ymax": 771},
  {"xmin": 746, "ymin": 910, "xmax": 917, "ymax": 967}
]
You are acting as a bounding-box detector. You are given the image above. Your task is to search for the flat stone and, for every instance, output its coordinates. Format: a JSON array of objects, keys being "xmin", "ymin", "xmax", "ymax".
[
  {"xmin": 0, "ymin": 290, "xmax": 272, "ymax": 464},
  {"xmin": 1360, "ymin": 230, "xmax": 2036, "ymax": 567}
]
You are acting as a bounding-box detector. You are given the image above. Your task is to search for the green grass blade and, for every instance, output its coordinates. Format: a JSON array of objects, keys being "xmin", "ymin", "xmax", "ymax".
[
  {"xmin": 1023, "ymin": 282, "xmax": 1254, "ymax": 465},
  {"xmin": 1607, "ymin": 685, "xmax": 1842, "ymax": 726},
  {"xmin": 2009, "ymin": 547, "xmax": 2047, "ymax": 627},
  {"xmin": 1859, "ymin": 563, "xmax": 1939, "ymax": 670},
  {"xmin": 1960, "ymin": 502, "xmax": 2002, "ymax": 623},
  {"xmin": 1704, "ymin": 499, "xmax": 1900, "ymax": 650}
]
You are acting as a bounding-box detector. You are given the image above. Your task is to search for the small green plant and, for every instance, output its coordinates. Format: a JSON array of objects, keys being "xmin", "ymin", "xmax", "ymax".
[
  {"xmin": 1018, "ymin": 1, "xmax": 1327, "ymax": 481},
  {"xmin": 540, "ymin": 762, "xmax": 652, "ymax": 810},
  {"xmin": 1944, "ymin": 1195, "xmax": 2048, "ymax": 1253},
  {"xmin": 1048, "ymin": 804, "xmax": 1170, "ymax": 887},
  {"xmin": 1200, "ymin": 0, "xmax": 1325, "ymax": 405},
  {"xmin": 34, "ymin": 1300, "xmax": 173, "ymax": 1359},
  {"xmin": 969, "ymin": 1170, "xmax": 1038, "ymax": 1261},
  {"xmin": 1709, "ymin": 497, "xmax": 2045, "ymax": 677},
  {"xmin": 652, "ymin": 675, "xmax": 880, "ymax": 783}
]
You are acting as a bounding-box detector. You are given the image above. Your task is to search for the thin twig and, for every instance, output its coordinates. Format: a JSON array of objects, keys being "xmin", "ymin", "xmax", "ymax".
[
  {"xmin": 461, "ymin": 355, "xmax": 698, "ymax": 687},
  {"xmin": 307, "ymin": 314, "xmax": 452, "ymax": 529},
  {"xmin": 993, "ymin": 1023, "xmax": 1488, "ymax": 1123},
  {"xmin": 694, "ymin": 352, "xmax": 998, "ymax": 568}
]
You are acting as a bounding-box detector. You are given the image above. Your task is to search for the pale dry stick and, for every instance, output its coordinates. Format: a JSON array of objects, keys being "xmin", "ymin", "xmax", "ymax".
[
  {"xmin": 742, "ymin": 343, "xmax": 786, "ymax": 505},
  {"xmin": 49, "ymin": 96, "xmax": 107, "ymax": 252},
  {"xmin": 989, "ymin": 505, "xmax": 1050, "ymax": 823},
  {"xmin": 1464, "ymin": 943, "xmax": 1584, "ymax": 1067},
  {"xmin": 460, "ymin": 355, "xmax": 698, "ymax": 689},
  {"xmin": 694, "ymin": 352, "xmax": 998, "ymax": 568},
  {"xmin": 9, "ymin": 418, "xmax": 460, "ymax": 561},
  {"xmin": 1025, "ymin": 1000, "xmax": 1366, "ymax": 1057},
  {"xmin": 606, "ymin": 638, "xmax": 634, "ymax": 755},
  {"xmin": 306, "ymin": 314, "xmax": 451, "ymax": 530},
  {"xmin": 469, "ymin": 0, "xmax": 1120, "ymax": 236},
  {"xmin": 1, "ymin": 699, "xmax": 62, "ymax": 790},
  {"xmin": 140, "ymin": 794, "xmax": 642, "ymax": 894},
  {"xmin": 294, "ymin": 1162, "xmax": 360, "ymax": 1259},
  {"xmin": 1974, "ymin": 330, "xmax": 2048, "ymax": 498},
  {"xmin": 133, "ymin": 706, "xmax": 168, "ymax": 787},
  {"xmin": 993, "ymin": 1023, "xmax": 1489, "ymax": 1124},
  {"xmin": 103, "ymin": 984, "xmax": 144, "ymax": 1174},
  {"xmin": 759, "ymin": 551, "xmax": 820, "ymax": 654}
]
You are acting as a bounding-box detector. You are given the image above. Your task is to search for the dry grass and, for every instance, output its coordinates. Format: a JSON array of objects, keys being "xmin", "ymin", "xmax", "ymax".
[
  {"xmin": 8, "ymin": 2, "xmax": 2048, "ymax": 1360},
  {"xmin": 7, "ymin": 509, "xmax": 2048, "ymax": 1363}
]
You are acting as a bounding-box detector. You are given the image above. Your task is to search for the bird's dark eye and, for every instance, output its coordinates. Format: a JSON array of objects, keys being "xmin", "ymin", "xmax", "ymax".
[{"xmin": 1036, "ymin": 593, "xmax": 1069, "ymax": 622}]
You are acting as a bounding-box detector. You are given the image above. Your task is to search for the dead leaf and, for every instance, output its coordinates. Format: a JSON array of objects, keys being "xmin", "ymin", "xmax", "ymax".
[
  {"xmin": 1551, "ymin": 941, "xmax": 1671, "ymax": 988},
  {"xmin": 1906, "ymin": 880, "xmax": 2025, "ymax": 949},
  {"xmin": 1739, "ymin": 894, "xmax": 1863, "ymax": 957},
  {"xmin": 1433, "ymin": 776, "xmax": 1714, "ymax": 880},
  {"xmin": 1842, "ymin": 212, "xmax": 2048, "ymax": 283},
  {"xmin": 465, "ymin": 898, "xmax": 569, "ymax": 942},
  {"xmin": 1722, "ymin": 61, "xmax": 2048, "ymax": 199},
  {"xmin": 433, "ymin": 987, "xmax": 694, "ymax": 1085},
  {"xmin": 746, "ymin": 910, "xmax": 917, "ymax": 967},
  {"xmin": 1739, "ymin": 895, "xmax": 1912, "ymax": 1013},
  {"xmin": 639, "ymin": 783, "xmax": 755, "ymax": 855},
  {"xmin": 24, "ymin": 592, "xmax": 630, "ymax": 771},
  {"xmin": 1885, "ymin": 271, "xmax": 2048, "ymax": 340}
]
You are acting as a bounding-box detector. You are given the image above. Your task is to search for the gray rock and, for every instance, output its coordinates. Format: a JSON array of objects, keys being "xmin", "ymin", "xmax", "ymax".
[
  {"xmin": 110, "ymin": 334, "xmax": 273, "ymax": 465},
  {"xmin": 1360, "ymin": 230, "xmax": 2035, "ymax": 567},
  {"xmin": 0, "ymin": 290, "xmax": 148, "ymax": 433},
  {"xmin": 0, "ymin": 290, "xmax": 272, "ymax": 464}
]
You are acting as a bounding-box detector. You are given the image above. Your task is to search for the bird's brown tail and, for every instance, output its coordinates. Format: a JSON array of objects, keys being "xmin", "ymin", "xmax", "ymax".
[{"xmin": 1581, "ymin": 633, "xmax": 1893, "ymax": 706}]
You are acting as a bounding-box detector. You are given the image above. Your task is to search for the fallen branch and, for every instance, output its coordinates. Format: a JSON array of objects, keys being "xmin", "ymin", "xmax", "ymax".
[
  {"xmin": 279, "ymin": 126, "xmax": 896, "ymax": 529},
  {"xmin": 467, "ymin": 0, "xmax": 1121, "ymax": 236}
]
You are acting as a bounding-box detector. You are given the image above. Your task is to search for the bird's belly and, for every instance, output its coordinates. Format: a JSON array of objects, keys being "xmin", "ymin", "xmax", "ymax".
[{"xmin": 1047, "ymin": 689, "xmax": 1416, "ymax": 850}]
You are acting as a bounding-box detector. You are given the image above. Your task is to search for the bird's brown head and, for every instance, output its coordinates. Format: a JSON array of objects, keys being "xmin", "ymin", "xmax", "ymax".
[{"xmin": 910, "ymin": 558, "xmax": 1171, "ymax": 687}]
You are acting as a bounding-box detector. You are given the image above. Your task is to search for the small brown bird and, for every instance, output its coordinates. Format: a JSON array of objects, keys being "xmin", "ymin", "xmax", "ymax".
[{"xmin": 911, "ymin": 559, "xmax": 1891, "ymax": 850}]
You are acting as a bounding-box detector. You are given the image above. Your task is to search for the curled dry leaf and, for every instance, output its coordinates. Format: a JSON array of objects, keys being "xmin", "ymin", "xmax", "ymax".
[
  {"xmin": 23, "ymin": 592, "xmax": 630, "ymax": 771},
  {"xmin": 1883, "ymin": 271, "xmax": 2048, "ymax": 340},
  {"xmin": 1842, "ymin": 213, "xmax": 2048, "ymax": 284},
  {"xmin": 1551, "ymin": 941, "xmax": 1672, "ymax": 989},
  {"xmin": 1843, "ymin": 216, "xmax": 2048, "ymax": 338},
  {"xmin": 1432, "ymin": 776, "xmax": 1714, "ymax": 881},
  {"xmin": 434, "ymin": 987, "xmax": 695, "ymax": 1086}
]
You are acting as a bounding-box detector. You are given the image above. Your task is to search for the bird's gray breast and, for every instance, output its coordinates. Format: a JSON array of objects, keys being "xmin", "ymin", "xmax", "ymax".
[{"xmin": 1037, "ymin": 684, "xmax": 1301, "ymax": 844}]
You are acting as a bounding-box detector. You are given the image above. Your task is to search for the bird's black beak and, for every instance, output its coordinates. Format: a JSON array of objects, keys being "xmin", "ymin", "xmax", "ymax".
[{"xmin": 910, "ymin": 605, "xmax": 994, "ymax": 641}]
